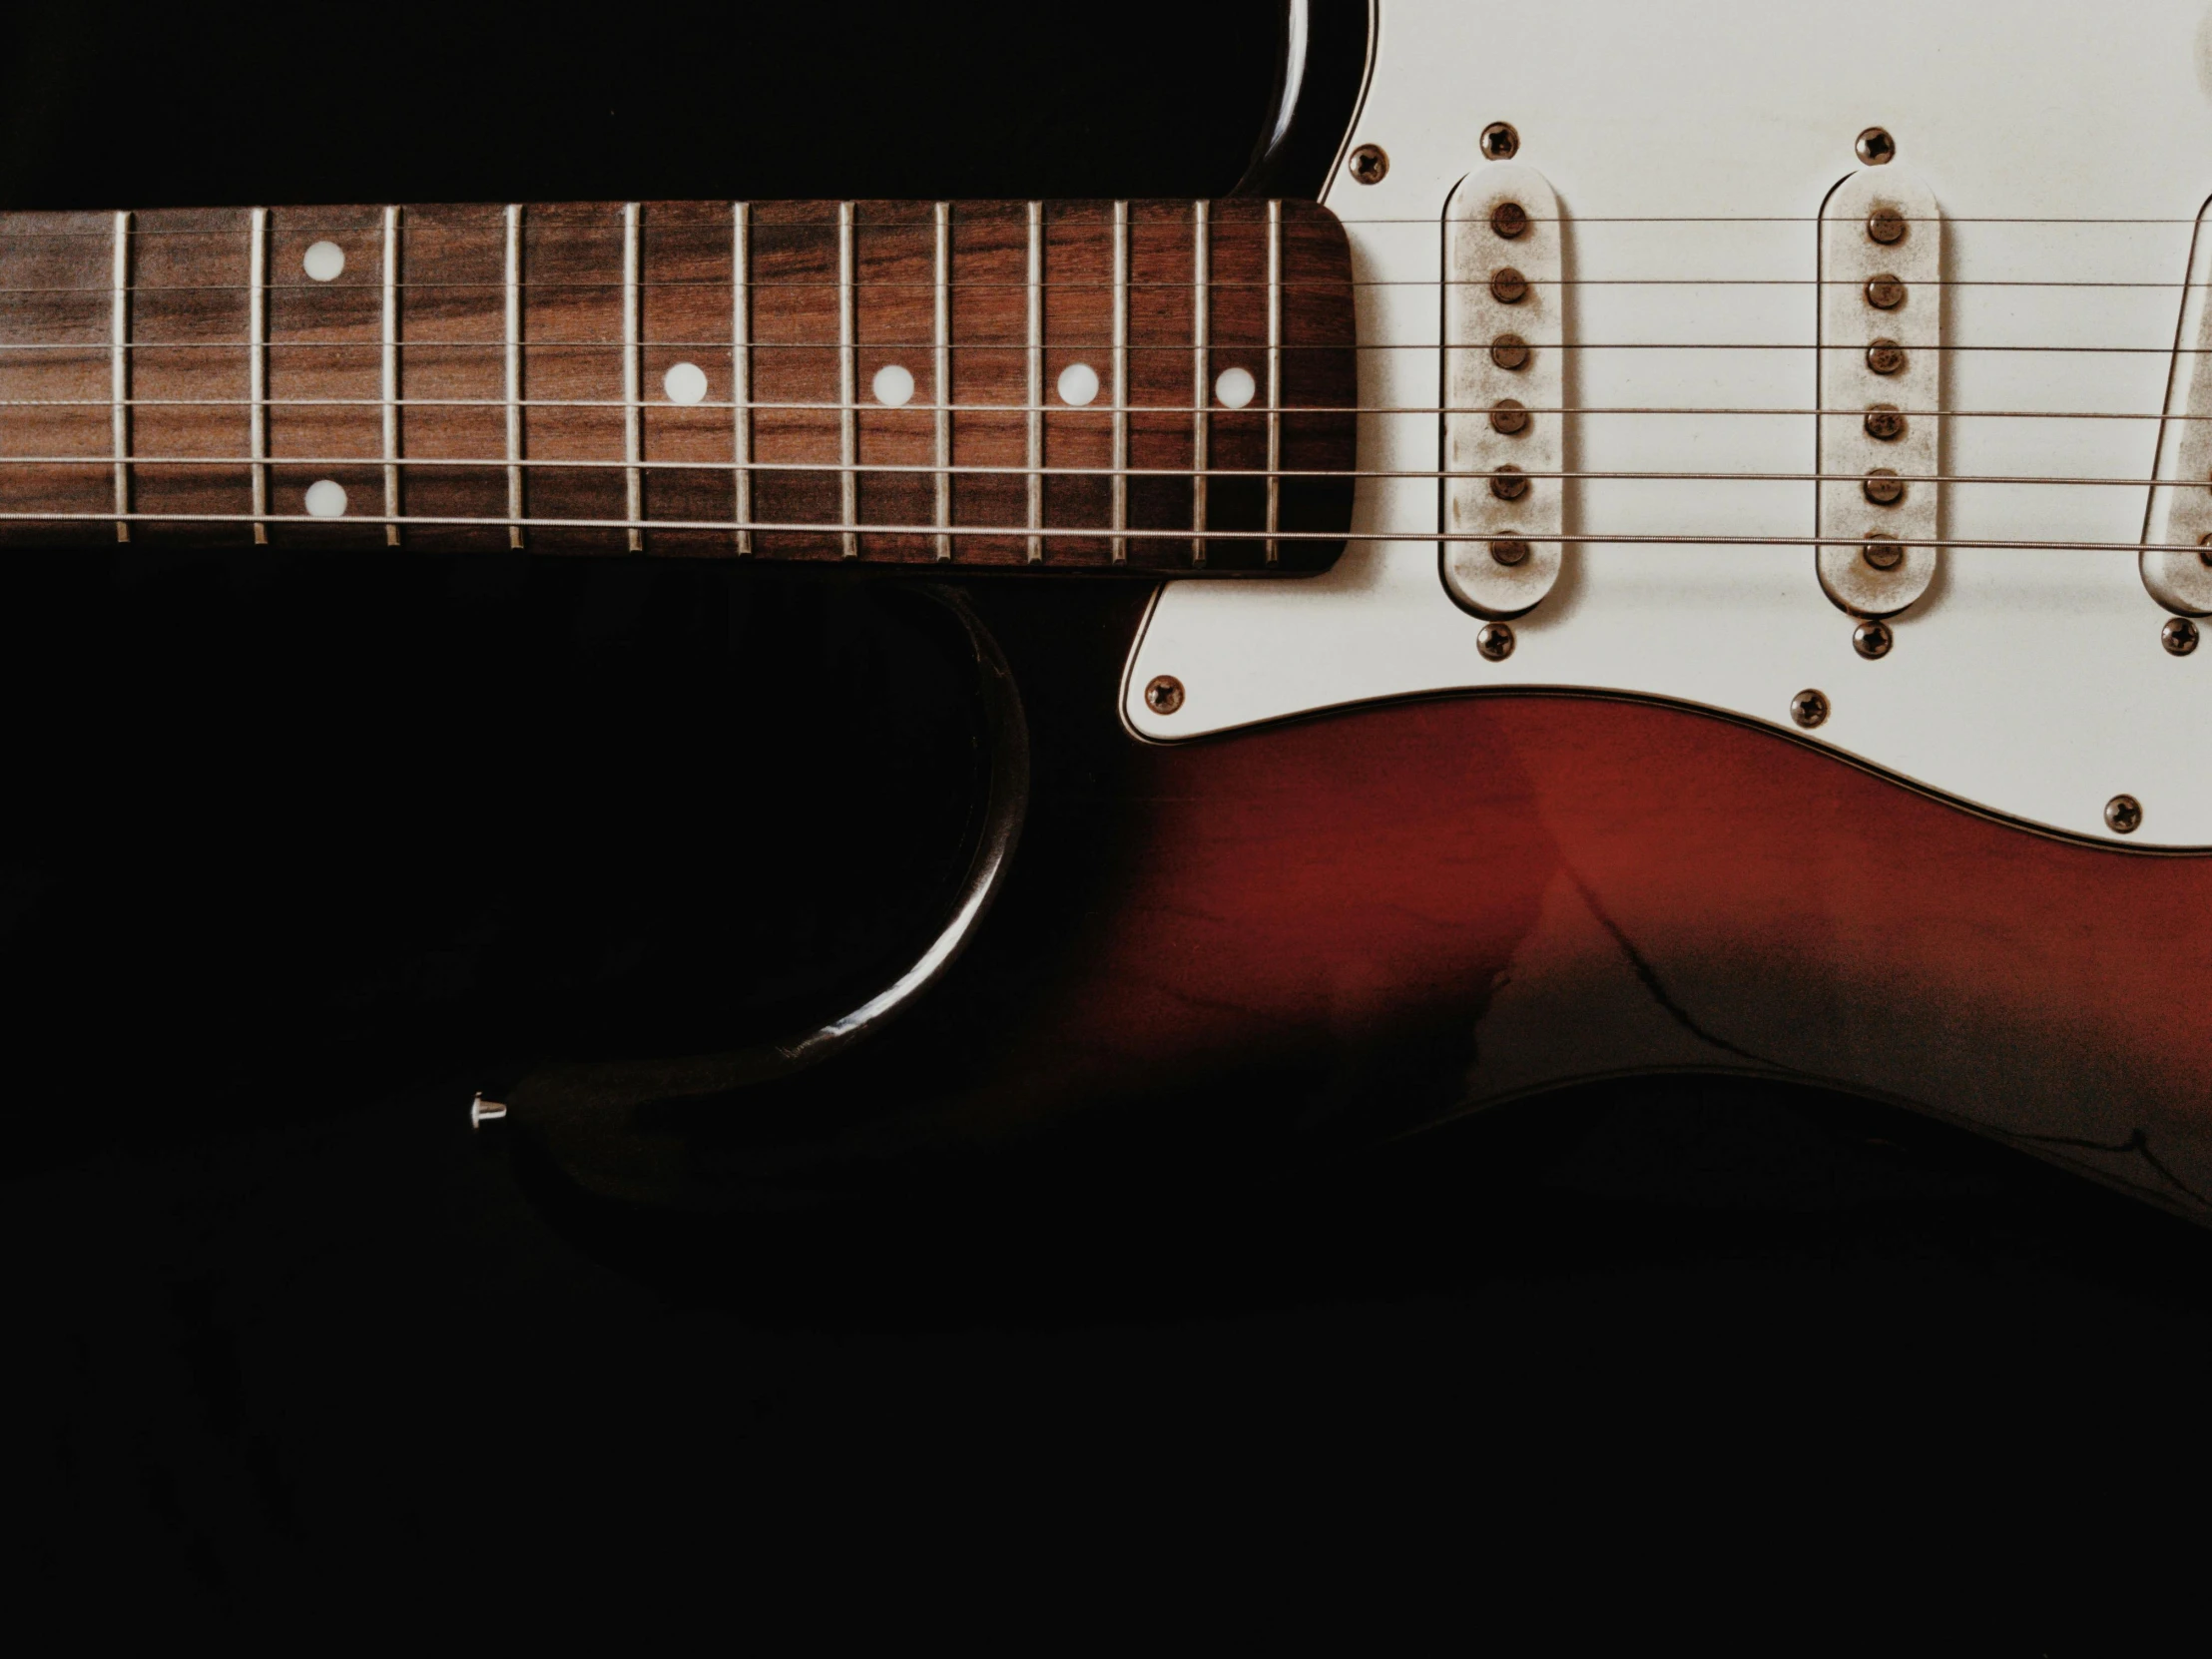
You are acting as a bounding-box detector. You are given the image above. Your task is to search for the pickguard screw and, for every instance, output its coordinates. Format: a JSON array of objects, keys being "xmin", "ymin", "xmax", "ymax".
[
  {"xmin": 1861, "ymin": 533, "xmax": 1904, "ymax": 571},
  {"xmin": 1489, "ymin": 539, "xmax": 1530, "ymax": 566},
  {"xmin": 1489, "ymin": 398, "xmax": 1529, "ymax": 435},
  {"xmin": 1490, "ymin": 201, "xmax": 1529, "ymax": 240},
  {"xmin": 1866, "ymin": 207, "xmax": 1907, "ymax": 245},
  {"xmin": 1857, "ymin": 127, "xmax": 1897, "ymax": 165},
  {"xmin": 1791, "ymin": 689, "xmax": 1831, "ymax": 729},
  {"xmin": 2105, "ymin": 794, "xmax": 2144, "ymax": 834},
  {"xmin": 1481, "ymin": 122, "xmax": 1520, "ymax": 161},
  {"xmin": 1854, "ymin": 620, "xmax": 1894, "ymax": 659},
  {"xmin": 1477, "ymin": 622, "xmax": 1515, "ymax": 661},
  {"xmin": 1144, "ymin": 675, "xmax": 1185, "ymax": 715},
  {"xmin": 469, "ymin": 1092, "xmax": 508, "ymax": 1129},
  {"xmin": 1865, "ymin": 274, "xmax": 1907, "ymax": 309},
  {"xmin": 2163, "ymin": 617, "xmax": 2200, "ymax": 656},
  {"xmin": 1490, "ymin": 332, "xmax": 1529, "ymax": 370},
  {"xmin": 1864, "ymin": 404, "xmax": 1906, "ymax": 441},
  {"xmin": 1489, "ymin": 268, "xmax": 1529, "ymax": 304},
  {"xmin": 1863, "ymin": 467, "xmax": 1905, "ymax": 505},
  {"xmin": 1348, "ymin": 144, "xmax": 1388, "ymax": 185},
  {"xmin": 1866, "ymin": 338, "xmax": 1907, "ymax": 375},
  {"xmin": 1489, "ymin": 465, "xmax": 1529, "ymax": 501}
]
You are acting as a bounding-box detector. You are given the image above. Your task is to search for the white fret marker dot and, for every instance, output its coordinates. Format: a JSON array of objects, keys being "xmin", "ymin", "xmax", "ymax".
[
  {"xmin": 1215, "ymin": 366, "xmax": 1257, "ymax": 409},
  {"xmin": 872, "ymin": 363, "xmax": 915, "ymax": 407},
  {"xmin": 301, "ymin": 241, "xmax": 345, "ymax": 281},
  {"xmin": 304, "ymin": 480, "xmax": 347, "ymax": 518},
  {"xmin": 1056, "ymin": 362, "xmax": 1100, "ymax": 406},
  {"xmin": 663, "ymin": 361, "xmax": 708, "ymax": 404}
]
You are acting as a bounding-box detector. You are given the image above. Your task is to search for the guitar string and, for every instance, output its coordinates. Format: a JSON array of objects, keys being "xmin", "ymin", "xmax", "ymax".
[
  {"xmin": 1, "ymin": 453, "xmax": 2204, "ymax": 491},
  {"xmin": 0, "ymin": 395, "xmax": 2203, "ymax": 423},
  {"xmin": 0, "ymin": 509, "xmax": 2197, "ymax": 556},
  {"xmin": 0, "ymin": 214, "xmax": 2199, "ymax": 232}
]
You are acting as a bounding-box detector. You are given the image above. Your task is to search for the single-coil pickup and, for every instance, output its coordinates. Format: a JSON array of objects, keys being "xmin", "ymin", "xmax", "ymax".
[
  {"xmin": 1441, "ymin": 162, "xmax": 1564, "ymax": 619},
  {"xmin": 2143, "ymin": 196, "xmax": 2212, "ymax": 616},
  {"xmin": 1818, "ymin": 166, "xmax": 1942, "ymax": 618}
]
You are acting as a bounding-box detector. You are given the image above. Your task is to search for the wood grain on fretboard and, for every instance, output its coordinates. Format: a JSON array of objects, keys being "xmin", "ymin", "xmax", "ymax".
[{"xmin": 0, "ymin": 200, "xmax": 1354, "ymax": 571}]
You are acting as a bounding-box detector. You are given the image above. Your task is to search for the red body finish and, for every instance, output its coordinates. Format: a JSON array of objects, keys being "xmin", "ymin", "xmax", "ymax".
[{"xmin": 968, "ymin": 694, "xmax": 2212, "ymax": 1217}]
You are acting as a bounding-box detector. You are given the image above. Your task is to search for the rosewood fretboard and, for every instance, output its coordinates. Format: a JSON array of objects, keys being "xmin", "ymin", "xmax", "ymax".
[{"xmin": 0, "ymin": 199, "xmax": 1355, "ymax": 571}]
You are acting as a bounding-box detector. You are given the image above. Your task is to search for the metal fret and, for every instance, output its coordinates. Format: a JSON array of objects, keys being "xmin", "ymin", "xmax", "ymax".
[
  {"xmin": 733, "ymin": 202, "xmax": 752, "ymax": 555},
  {"xmin": 1111, "ymin": 200, "xmax": 1129, "ymax": 564},
  {"xmin": 1025, "ymin": 201, "xmax": 1043, "ymax": 563},
  {"xmin": 381, "ymin": 206, "xmax": 401, "ymax": 545},
  {"xmin": 622, "ymin": 201, "xmax": 643, "ymax": 552},
  {"xmin": 837, "ymin": 201, "xmax": 857, "ymax": 559},
  {"xmin": 1266, "ymin": 198, "xmax": 1283, "ymax": 565},
  {"xmin": 248, "ymin": 208, "xmax": 268, "ymax": 545},
  {"xmin": 503, "ymin": 203, "xmax": 524, "ymax": 549},
  {"xmin": 933, "ymin": 201, "xmax": 951, "ymax": 562},
  {"xmin": 110, "ymin": 211, "xmax": 130, "ymax": 543},
  {"xmin": 1192, "ymin": 201, "xmax": 1210, "ymax": 566}
]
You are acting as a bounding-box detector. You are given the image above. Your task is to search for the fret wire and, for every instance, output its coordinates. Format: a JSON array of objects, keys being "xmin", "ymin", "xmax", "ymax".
[
  {"xmin": 734, "ymin": 202, "xmax": 753, "ymax": 556},
  {"xmin": 1191, "ymin": 201, "xmax": 1209, "ymax": 567},
  {"xmin": 1025, "ymin": 201, "xmax": 1043, "ymax": 564},
  {"xmin": 110, "ymin": 210, "xmax": 130, "ymax": 544},
  {"xmin": 1111, "ymin": 200, "xmax": 1128, "ymax": 565},
  {"xmin": 933, "ymin": 201, "xmax": 950, "ymax": 563},
  {"xmin": 622, "ymin": 202, "xmax": 644, "ymax": 553},
  {"xmin": 381, "ymin": 206, "xmax": 401, "ymax": 546},
  {"xmin": 248, "ymin": 208, "xmax": 269, "ymax": 546},
  {"xmin": 503, "ymin": 204, "xmax": 524, "ymax": 550},
  {"xmin": 838, "ymin": 201, "xmax": 857, "ymax": 560},
  {"xmin": 1265, "ymin": 199, "xmax": 1282, "ymax": 566}
]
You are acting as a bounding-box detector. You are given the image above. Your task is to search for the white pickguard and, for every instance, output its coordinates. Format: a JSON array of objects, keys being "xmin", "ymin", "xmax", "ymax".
[{"xmin": 1126, "ymin": 0, "xmax": 2212, "ymax": 848}]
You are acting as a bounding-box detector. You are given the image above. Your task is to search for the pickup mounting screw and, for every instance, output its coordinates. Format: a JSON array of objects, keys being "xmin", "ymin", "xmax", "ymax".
[
  {"xmin": 1477, "ymin": 622, "xmax": 1515, "ymax": 661},
  {"xmin": 1489, "ymin": 398, "xmax": 1529, "ymax": 435},
  {"xmin": 2105, "ymin": 794, "xmax": 2144, "ymax": 834},
  {"xmin": 2163, "ymin": 617, "xmax": 2199, "ymax": 656},
  {"xmin": 1490, "ymin": 201, "xmax": 1529, "ymax": 240},
  {"xmin": 1866, "ymin": 338, "xmax": 1907, "ymax": 375},
  {"xmin": 1854, "ymin": 620, "xmax": 1894, "ymax": 659},
  {"xmin": 1857, "ymin": 127, "xmax": 1897, "ymax": 165},
  {"xmin": 1863, "ymin": 467, "xmax": 1905, "ymax": 505},
  {"xmin": 1490, "ymin": 332, "xmax": 1529, "ymax": 370},
  {"xmin": 1865, "ymin": 274, "xmax": 1907, "ymax": 309},
  {"xmin": 1489, "ymin": 268, "xmax": 1529, "ymax": 304},
  {"xmin": 1866, "ymin": 207, "xmax": 1908, "ymax": 245},
  {"xmin": 1348, "ymin": 145, "xmax": 1388, "ymax": 186},
  {"xmin": 1791, "ymin": 689, "xmax": 1831, "ymax": 729},
  {"xmin": 1144, "ymin": 675, "xmax": 1185, "ymax": 715},
  {"xmin": 1481, "ymin": 122, "xmax": 1519, "ymax": 161},
  {"xmin": 1861, "ymin": 533, "xmax": 1904, "ymax": 571}
]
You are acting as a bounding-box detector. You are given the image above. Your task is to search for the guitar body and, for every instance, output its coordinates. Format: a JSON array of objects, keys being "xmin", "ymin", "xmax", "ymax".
[{"xmin": 516, "ymin": 0, "xmax": 2212, "ymax": 1223}]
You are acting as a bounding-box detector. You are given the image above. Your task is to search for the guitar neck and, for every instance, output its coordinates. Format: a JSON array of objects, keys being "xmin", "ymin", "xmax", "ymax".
[{"xmin": 0, "ymin": 199, "xmax": 1355, "ymax": 571}]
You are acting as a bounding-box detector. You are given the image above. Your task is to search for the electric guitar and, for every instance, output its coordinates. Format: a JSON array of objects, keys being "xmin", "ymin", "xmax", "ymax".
[{"xmin": 12, "ymin": 0, "xmax": 2212, "ymax": 1224}]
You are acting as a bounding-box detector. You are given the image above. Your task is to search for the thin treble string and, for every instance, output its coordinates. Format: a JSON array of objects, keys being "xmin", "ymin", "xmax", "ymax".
[
  {"xmin": 4, "ymin": 276, "xmax": 2209, "ymax": 291},
  {"xmin": 7, "ymin": 453, "xmax": 2208, "ymax": 489}
]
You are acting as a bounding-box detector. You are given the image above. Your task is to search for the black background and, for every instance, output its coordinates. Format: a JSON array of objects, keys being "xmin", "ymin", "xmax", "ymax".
[{"xmin": 5, "ymin": 0, "xmax": 2208, "ymax": 1629}]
